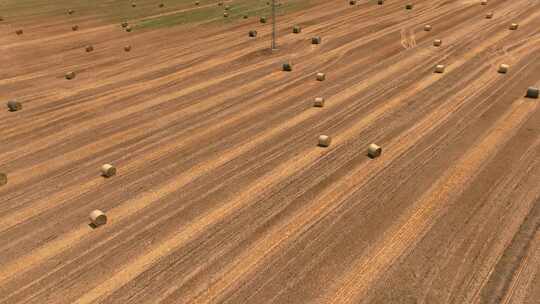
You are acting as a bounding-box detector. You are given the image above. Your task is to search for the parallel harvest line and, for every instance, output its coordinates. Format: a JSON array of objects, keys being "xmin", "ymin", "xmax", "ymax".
[
  {"xmin": 71, "ymin": 13, "xmax": 528, "ymax": 301},
  {"xmin": 183, "ymin": 36, "xmax": 539, "ymax": 303},
  {"xmin": 325, "ymin": 99, "xmax": 537, "ymax": 304}
]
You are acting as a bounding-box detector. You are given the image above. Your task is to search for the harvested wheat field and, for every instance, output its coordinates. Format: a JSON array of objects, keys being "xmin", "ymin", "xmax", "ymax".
[{"xmin": 0, "ymin": 0, "xmax": 539, "ymax": 303}]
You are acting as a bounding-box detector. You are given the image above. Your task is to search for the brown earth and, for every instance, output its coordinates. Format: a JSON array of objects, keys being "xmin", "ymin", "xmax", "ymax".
[{"xmin": 0, "ymin": 0, "xmax": 539, "ymax": 303}]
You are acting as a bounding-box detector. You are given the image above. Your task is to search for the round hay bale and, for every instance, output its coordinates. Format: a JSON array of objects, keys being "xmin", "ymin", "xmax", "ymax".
[
  {"xmin": 481, "ymin": 0, "xmax": 487, "ymax": 5},
  {"xmin": 85, "ymin": 45, "xmax": 94, "ymax": 52},
  {"xmin": 124, "ymin": 45, "xmax": 132, "ymax": 52},
  {"xmin": 223, "ymin": 12, "xmax": 229, "ymax": 17},
  {"xmin": 316, "ymin": 72, "xmax": 326, "ymax": 81},
  {"xmin": 318, "ymin": 135, "xmax": 331, "ymax": 147},
  {"xmin": 282, "ymin": 62, "xmax": 292, "ymax": 71},
  {"xmin": 131, "ymin": 2, "xmax": 137, "ymax": 8},
  {"xmin": 218, "ymin": 1, "xmax": 223, "ymax": 6},
  {"xmin": 0, "ymin": 173, "xmax": 7, "ymax": 186},
  {"xmin": 15, "ymin": 29, "xmax": 23, "ymax": 35},
  {"xmin": 260, "ymin": 16, "xmax": 267, "ymax": 23},
  {"xmin": 101, "ymin": 164, "xmax": 116, "ymax": 177},
  {"xmin": 249, "ymin": 30, "xmax": 257, "ymax": 37},
  {"xmin": 243, "ymin": 15, "xmax": 249, "ymax": 19},
  {"xmin": 349, "ymin": 0, "xmax": 356, "ymax": 5},
  {"xmin": 313, "ymin": 97, "xmax": 325, "ymax": 107},
  {"xmin": 434, "ymin": 64, "xmax": 445, "ymax": 73},
  {"xmin": 433, "ymin": 39, "xmax": 442, "ymax": 46},
  {"xmin": 65, "ymin": 71, "xmax": 76, "ymax": 80},
  {"xmin": 89, "ymin": 210, "xmax": 107, "ymax": 227},
  {"xmin": 378, "ymin": 0, "xmax": 384, "ymax": 4},
  {"xmin": 159, "ymin": 3, "xmax": 164, "ymax": 8},
  {"xmin": 311, "ymin": 36, "xmax": 321, "ymax": 44},
  {"xmin": 485, "ymin": 12, "xmax": 493, "ymax": 19},
  {"xmin": 0, "ymin": 16, "xmax": 4, "ymax": 21},
  {"xmin": 498, "ymin": 64, "xmax": 509, "ymax": 74},
  {"xmin": 405, "ymin": 4, "xmax": 413, "ymax": 10},
  {"xmin": 367, "ymin": 143, "xmax": 382, "ymax": 158},
  {"xmin": 121, "ymin": 21, "xmax": 129, "ymax": 28},
  {"xmin": 195, "ymin": 1, "xmax": 200, "ymax": 5},
  {"xmin": 526, "ymin": 87, "xmax": 539, "ymax": 99},
  {"xmin": 224, "ymin": 5, "xmax": 230, "ymax": 10},
  {"xmin": 509, "ymin": 23, "xmax": 518, "ymax": 30},
  {"xmin": 72, "ymin": 25, "xmax": 79, "ymax": 31},
  {"xmin": 126, "ymin": 26, "xmax": 133, "ymax": 32},
  {"xmin": 293, "ymin": 25, "xmax": 301, "ymax": 33},
  {"xmin": 424, "ymin": 24, "xmax": 432, "ymax": 31},
  {"xmin": 68, "ymin": 9, "xmax": 75, "ymax": 15},
  {"xmin": 7, "ymin": 100, "xmax": 22, "ymax": 112}
]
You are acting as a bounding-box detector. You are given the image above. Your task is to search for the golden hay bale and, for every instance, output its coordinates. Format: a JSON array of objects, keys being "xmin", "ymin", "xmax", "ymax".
[
  {"xmin": 260, "ymin": 16, "xmax": 267, "ymax": 23},
  {"xmin": 131, "ymin": 2, "xmax": 137, "ymax": 8},
  {"xmin": 367, "ymin": 144, "xmax": 382, "ymax": 158},
  {"xmin": 159, "ymin": 3, "xmax": 164, "ymax": 8},
  {"xmin": 498, "ymin": 64, "xmax": 509, "ymax": 73},
  {"xmin": 526, "ymin": 87, "xmax": 539, "ymax": 99},
  {"xmin": 485, "ymin": 12, "xmax": 493, "ymax": 19},
  {"xmin": 434, "ymin": 64, "xmax": 445, "ymax": 73},
  {"xmin": 68, "ymin": 9, "xmax": 75, "ymax": 15},
  {"xmin": 124, "ymin": 45, "xmax": 132, "ymax": 52},
  {"xmin": 72, "ymin": 25, "xmax": 79, "ymax": 31},
  {"xmin": 101, "ymin": 164, "xmax": 116, "ymax": 177},
  {"xmin": 349, "ymin": 0, "xmax": 356, "ymax": 5},
  {"xmin": 433, "ymin": 39, "xmax": 442, "ymax": 46},
  {"xmin": 223, "ymin": 12, "xmax": 229, "ymax": 17},
  {"xmin": 7, "ymin": 100, "xmax": 22, "ymax": 112},
  {"xmin": 378, "ymin": 0, "xmax": 384, "ymax": 4},
  {"xmin": 249, "ymin": 30, "xmax": 257, "ymax": 37},
  {"xmin": 293, "ymin": 25, "xmax": 301, "ymax": 33},
  {"xmin": 0, "ymin": 173, "xmax": 7, "ymax": 186},
  {"xmin": 282, "ymin": 62, "xmax": 292, "ymax": 71},
  {"xmin": 89, "ymin": 210, "xmax": 107, "ymax": 226},
  {"xmin": 313, "ymin": 97, "xmax": 325, "ymax": 107},
  {"xmin": 126, "ymin": 26, "xmax": 133, "ymax": 32},
  {"xmin": 243, "ymin": 15, "xmax": 248, "ymax": 19},
  {"xmin": 65, "ymin": 71, "xmax": 76, "ymax": 80},
  {"xmin": 85, "ymin": 45, "xmax": 94, "ymax": 52},
  {"xmin": 509, "ymin": 23, "xmax": 518, "ymax": 30},
  {"xmin": 121, "ymin": 21, "xmax": 129, "ymax": 28},
  {"xmin": 318, "ymin": 135, "xmax": 331, "ymax": 147},
  {"xmin": 15, "ymin": 29, "xmax": 23, "ymax": 35},
  {"xmin": 481, "ymin": 0, "xmax": 487, "ymax": 5},
  {"xmin": 424, "ymin": 24, "xmax": 432, "ymax": 31},
  {"xmin": 405, "ymin": 4, "xmax": 413, "ymax": 9},
  {"xmin": 311, "ymin": 36, "xmax": 321, "ymax": 44},
  {"xmin": 316, "ymin": 72, "xmax": 326, "ymax": 81},
  {"xmin": 195, "ymin": 1, "xmax": 200, "ymax": 5}
]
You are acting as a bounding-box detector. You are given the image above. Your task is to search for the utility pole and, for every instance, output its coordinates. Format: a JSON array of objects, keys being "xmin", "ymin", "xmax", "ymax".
[{"xmin": 271, "ymin": 0, "xmax": 277, "ymax": 50}]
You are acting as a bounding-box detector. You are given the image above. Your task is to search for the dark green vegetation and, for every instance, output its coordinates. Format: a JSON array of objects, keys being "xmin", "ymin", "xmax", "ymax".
[
  {"xmin": 137, "ymin": 0, "xmax": 313, "ymax": 29},
  {"xmin": 1, "ymin": 0, "xmax": 313, "ymax": 29}
]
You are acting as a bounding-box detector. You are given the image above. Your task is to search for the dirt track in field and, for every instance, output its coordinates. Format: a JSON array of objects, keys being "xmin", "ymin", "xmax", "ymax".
[{"xmin": 0, "ymin": 0, "xmax": 539, "ymax": 303}]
